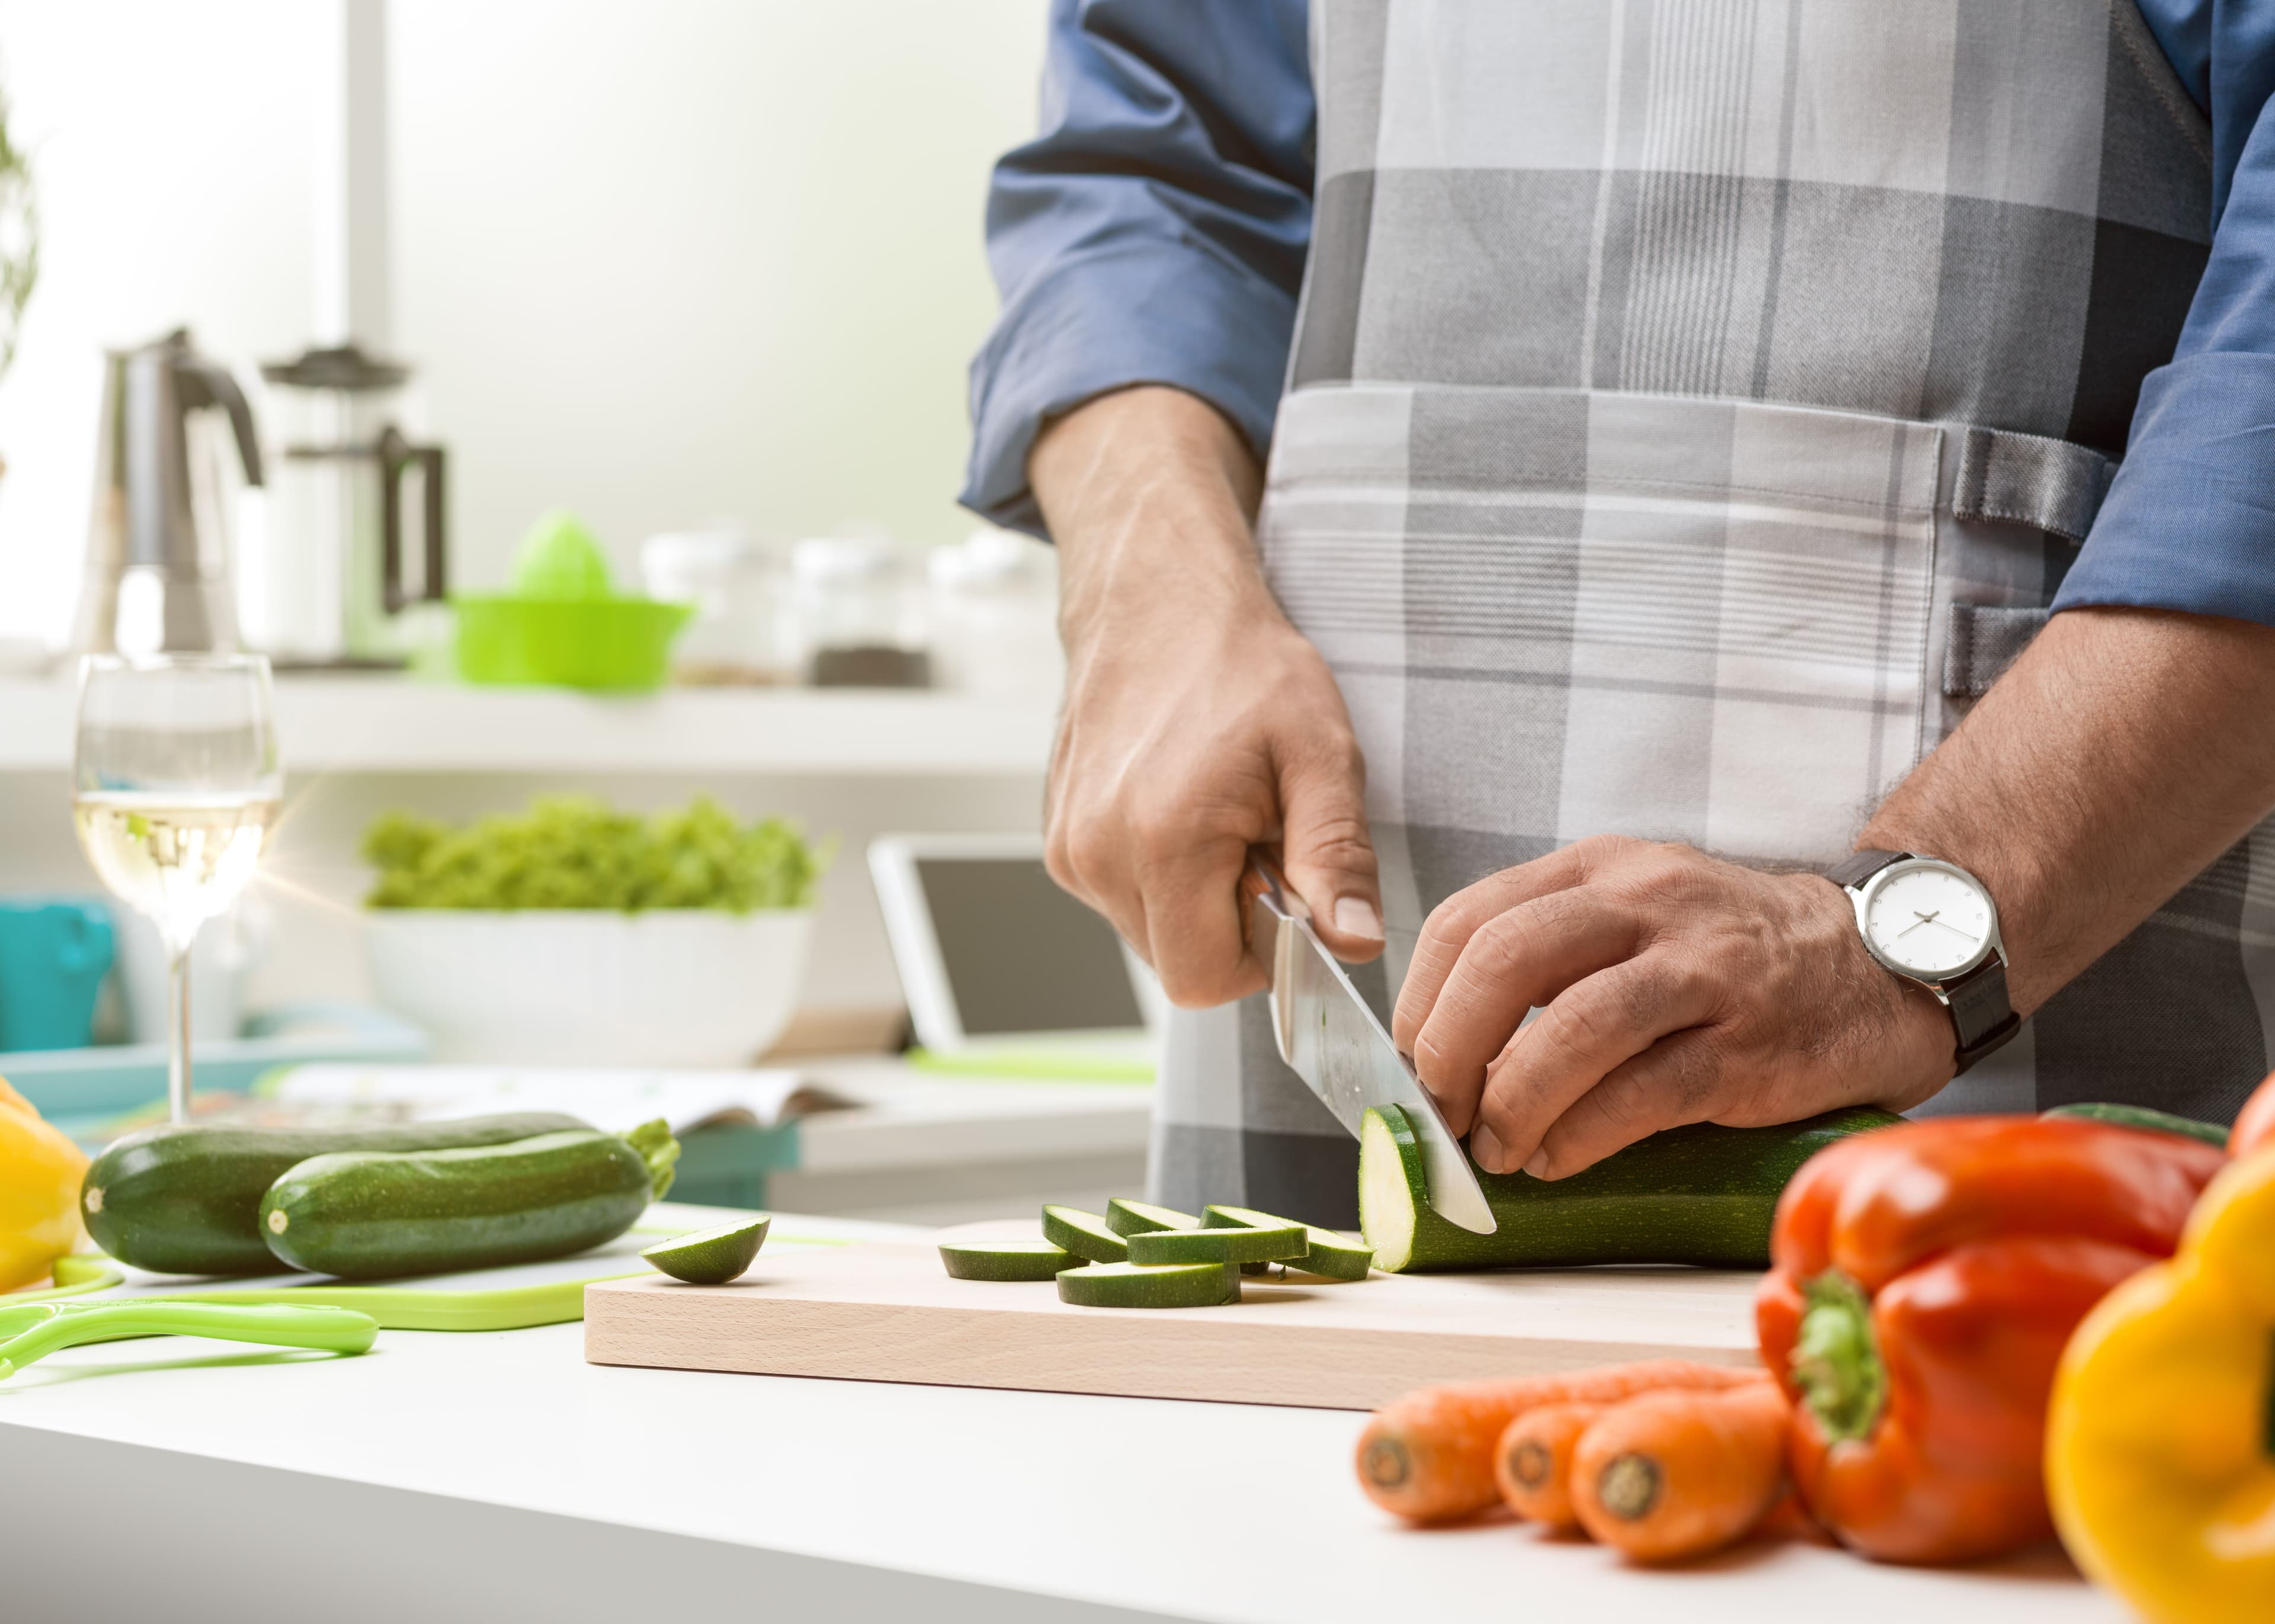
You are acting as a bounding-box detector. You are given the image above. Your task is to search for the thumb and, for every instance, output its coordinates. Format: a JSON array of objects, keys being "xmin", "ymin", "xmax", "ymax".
[{"xmin": 1278, "ymin": 743, "xmax": 1383, "ymax": 962}]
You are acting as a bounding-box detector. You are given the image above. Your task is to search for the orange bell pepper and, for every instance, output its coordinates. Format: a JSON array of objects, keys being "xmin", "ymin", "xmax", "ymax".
[{"xmin": 1755, "ymin": 1116, "xmax": 2226, "ymax": 1564}]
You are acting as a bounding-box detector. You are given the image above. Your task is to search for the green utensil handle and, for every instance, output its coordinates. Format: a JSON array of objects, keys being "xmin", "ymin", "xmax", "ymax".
[{"xmin": 0, "ymin": 1301, "xmax": 377, "ymax": 1376}]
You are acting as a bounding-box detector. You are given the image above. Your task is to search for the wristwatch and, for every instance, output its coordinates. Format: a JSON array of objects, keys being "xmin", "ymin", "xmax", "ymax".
[{"xmin": 1824, "ymin": 849, "xmax": 2020, "ymax": 1075}]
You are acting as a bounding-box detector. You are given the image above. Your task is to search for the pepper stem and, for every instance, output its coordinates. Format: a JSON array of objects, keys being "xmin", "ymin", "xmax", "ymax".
[{"xmin": 1791, "ymin": 1270, "xmax": 1886, "ymax": 1444}]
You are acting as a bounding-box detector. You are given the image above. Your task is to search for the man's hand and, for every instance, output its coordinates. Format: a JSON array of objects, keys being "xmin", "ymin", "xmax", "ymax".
[
  {"xmin": 1030, "ymin": 386, "xmax": 1384, "ymax": 1006},
  {"xmin": 1390, "ymin": 836, "xmax": 1952, "ymax": 1177}
]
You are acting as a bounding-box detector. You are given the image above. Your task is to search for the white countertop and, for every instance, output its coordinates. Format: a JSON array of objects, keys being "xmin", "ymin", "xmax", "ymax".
[
  {"xmin": 0, "ymin": 674, "xmax": 1055, "ymax": 775},
  {"xmin": 0, "ymin": 1209, "xmax": 2126, "ymax": 1624}
]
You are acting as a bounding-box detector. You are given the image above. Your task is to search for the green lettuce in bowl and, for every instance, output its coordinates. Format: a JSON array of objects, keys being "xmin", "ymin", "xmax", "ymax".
[
  {"xmin": 360, "ymin": 797, "xmax": 831, "ymax": 1063},
  {"xmin": 363, "ymin": 795, "xmax": 825, "ymax": 913}
]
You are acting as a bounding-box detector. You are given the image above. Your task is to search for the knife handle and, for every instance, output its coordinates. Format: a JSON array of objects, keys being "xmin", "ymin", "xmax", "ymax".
[{"xmin": 1238, "ymin": 863, "xmax": 1272, "ymax": 954}]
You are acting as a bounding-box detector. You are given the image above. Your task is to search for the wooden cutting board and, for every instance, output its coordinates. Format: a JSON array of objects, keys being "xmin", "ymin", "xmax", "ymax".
[{"xmin": 584, "ymin": 1224, "xmax": 1763, "ymax": 1410}]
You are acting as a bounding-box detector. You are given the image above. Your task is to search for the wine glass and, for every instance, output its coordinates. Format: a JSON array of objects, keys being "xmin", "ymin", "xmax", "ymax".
[{"xmin": 73, "ymin": 654, "xmax": 282, "ymax": 1124}]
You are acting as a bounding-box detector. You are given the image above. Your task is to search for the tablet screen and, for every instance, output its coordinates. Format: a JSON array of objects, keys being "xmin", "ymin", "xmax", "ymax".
[{"xmin": 914, "ymin": 856, "xmax": 1144, "ymax": 1036}]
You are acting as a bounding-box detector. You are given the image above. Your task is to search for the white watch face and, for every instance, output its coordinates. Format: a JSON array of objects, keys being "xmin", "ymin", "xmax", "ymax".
[{"xmin": 1861, "ymin": 863, "xmax": 1995, "ymax": 978}]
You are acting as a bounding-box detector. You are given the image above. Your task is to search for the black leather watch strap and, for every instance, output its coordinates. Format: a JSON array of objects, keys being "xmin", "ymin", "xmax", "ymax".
[
  {"xmin": 1824, "ymin": 848, "xmax": 1906, "ymax": 890},
  {"xmin": 1944, "ymin": 955, "xmax": 2021, "ymax": 1074}
]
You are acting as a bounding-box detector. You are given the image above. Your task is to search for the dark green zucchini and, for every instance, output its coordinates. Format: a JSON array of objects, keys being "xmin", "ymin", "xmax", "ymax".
[
  {"xmin": 1358, "ymin": 1103, "xmax": 1904, "ymax": 1272},
  {"xmin": 82, "ymin": 1113, "xmax": 592, "ymax": 1276},
  {"xmin": 2042, "ymin": 1102, "xmax": 2229, "ymax": 1148},
  {"xmin": 257, "ymin": 1121, "xmax": 680, "ymax": 1280}
]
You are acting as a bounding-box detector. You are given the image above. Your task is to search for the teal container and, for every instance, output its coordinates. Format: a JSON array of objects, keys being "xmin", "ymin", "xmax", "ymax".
[{"xmin": 0, "ymin": 899, "xmax": 116, "ymax": 1052}]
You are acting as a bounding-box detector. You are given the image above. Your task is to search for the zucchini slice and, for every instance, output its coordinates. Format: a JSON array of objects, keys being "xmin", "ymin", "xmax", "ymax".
[
  {"xmin": 938, "ymin": 1240, "xmax": 1076, "ymax": 1282},
  {"xmin": 1104, "ymin": 1198, "xmax": 1201, "ymax": 1237},
  {"xmin": 1056, "ymin": 1260, "xmax": 1241, "ymax": 1308},
  {"xmin": 1040, "ymin": 1205, "xmax": 1129, "ymax": 1263},
  {"xmin": 642, "ymin": 1216, "xmax": 770, "ymax": 1284},
  {"xmin": 1358, "ymin": 1103, "xmax": 1904, "ymax": 1273},
  {"xmin": 1126, "ymin": 1222, "xmax": 1307, "ymax": 1266},
  {"xmin": 1203, "ymin": 1205, "xmax": 1374, "ymax": 1280}
]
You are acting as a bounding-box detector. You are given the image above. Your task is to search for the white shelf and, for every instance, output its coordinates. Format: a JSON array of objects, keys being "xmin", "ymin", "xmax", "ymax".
[{"xmin": 0, "ymin": 676, "xmax": 1055, "ymax": 775}]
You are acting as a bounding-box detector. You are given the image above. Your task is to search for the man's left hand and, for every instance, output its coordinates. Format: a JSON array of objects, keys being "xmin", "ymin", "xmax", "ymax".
[{"xmin": 1389, "ymin": 835, "xmax": 1954, "ymax": 1178}]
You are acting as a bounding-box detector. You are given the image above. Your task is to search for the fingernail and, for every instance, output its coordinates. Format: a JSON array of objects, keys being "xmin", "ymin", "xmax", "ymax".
[
  {"xmin": 1471, "ymin": 1124, "xmax": 1502, "ymax": 1172},
  {"xmin": 1522, "ymin": 1148, "xmax": 1549, "ymax": 1178},
  {"xmin": 1334, "ymin": 897, "xmax": 1383, "ymax": 942}
]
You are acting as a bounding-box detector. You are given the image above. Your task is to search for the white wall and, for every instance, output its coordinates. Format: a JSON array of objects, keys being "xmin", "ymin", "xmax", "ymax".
[
  {"xmin": 0, "ymin": 0, "xmax": 1049, "ymax": 636},
  {"xmin": 0, "ymin": 0, "xmax": 321, "ymax": 638}
]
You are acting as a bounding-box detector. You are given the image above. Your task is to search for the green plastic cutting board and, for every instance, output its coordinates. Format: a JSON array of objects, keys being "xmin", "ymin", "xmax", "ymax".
[{"xmin": 49, "ymin": 1227, "xmax": 849, "ymax": 1332}]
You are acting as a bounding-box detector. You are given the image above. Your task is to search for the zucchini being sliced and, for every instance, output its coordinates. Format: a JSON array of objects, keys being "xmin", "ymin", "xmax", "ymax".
[
  {"xmin": 1203, "ymin": 1205, "xmax": 1374, "ymax": 1280},
  {"xmin": 1126, "ymin": 1222, "xmax": 1307, "ymax": 1266},
  {"xmin": 1104, "ymin": 1198, "xmax": 1200, "ymax": 1237},
  {"xmin": 1358, "ymin": 1103, "xmax": 1902, "ymax": 1272},
  {"xmin": 1056, "ymin": 1260, "xmax": 1241, "ymax": 1308},
  {"xmin": 938, "ymin": 1240, "xmax": 1075, "ymax": 1282},
  {"xmin": 2042, "ymin": 1102, "xmax": 2229, "ymax": 1148},
  {"xmin": 1040, "ymin": 1205, "xmax": 1128, "ymax": 1263}
]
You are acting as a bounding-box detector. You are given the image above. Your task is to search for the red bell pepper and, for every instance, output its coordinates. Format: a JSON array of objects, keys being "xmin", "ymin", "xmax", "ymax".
[
  {"xmin": 1755, "ymin": 1115, "xmax": 2226, "ymax": 1564},
  {"xmin": 2229, "ymin": 1067, "xmax": 2275, "ymax": 1157}
]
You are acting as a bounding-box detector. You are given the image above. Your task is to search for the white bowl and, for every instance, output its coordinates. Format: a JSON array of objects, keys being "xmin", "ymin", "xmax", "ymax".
[{"xmin": 363, "ymin": 909, "xmax": 813, "ymax": 1065}]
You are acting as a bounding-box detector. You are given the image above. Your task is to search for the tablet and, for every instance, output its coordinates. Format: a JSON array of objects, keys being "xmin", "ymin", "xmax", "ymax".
[{"xmin": 867, "ymin": 833, "xmax": 1161, "ymax": 1058}]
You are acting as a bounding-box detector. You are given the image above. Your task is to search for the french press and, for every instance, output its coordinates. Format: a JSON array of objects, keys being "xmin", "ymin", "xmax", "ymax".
[{"xmin": 245, "ymin": 342, "xmax": 447, "ymax": 667}]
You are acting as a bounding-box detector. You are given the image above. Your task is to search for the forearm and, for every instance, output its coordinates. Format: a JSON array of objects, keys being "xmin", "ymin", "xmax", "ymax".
[
  {"xmin": 1028, "ymin": 383, "xmax": 1385, "ymax": 988},
  {"xmin": 1030, "ymin": 384, "xmax": 1272, "ymax": 644},
  {"xmin": 1861, "ymin": 606, "xmax": 2275, "ymax": 1014}
]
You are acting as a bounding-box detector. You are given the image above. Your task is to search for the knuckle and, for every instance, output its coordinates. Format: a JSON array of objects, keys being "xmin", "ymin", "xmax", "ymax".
[
  {"xmin": 1544, "ymin": 987, "xmax": 1624, "ymax": 1058},
  {"xmin": 1064, "ymin": 824, "xmax": 1122, "ymax": 882},
  {"xmin": 1294, "ymin": 819, "xmax": 1377, "ymax": 875},
  {"xmin": 1569, "ymin": 832, "xmax": 1639, "ymax": 872}
]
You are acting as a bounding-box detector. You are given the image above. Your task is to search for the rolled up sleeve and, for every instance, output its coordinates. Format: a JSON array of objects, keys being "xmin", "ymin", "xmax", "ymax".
[
  {"xmin": 960, "ymin": 0, "xmax": 1316, "ymax": 538},
  {"xmin": 2056, "ymin": 2, "xmax": 2275, "ymax": 626}
]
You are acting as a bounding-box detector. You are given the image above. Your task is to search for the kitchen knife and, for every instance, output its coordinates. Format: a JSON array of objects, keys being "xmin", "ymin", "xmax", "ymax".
[{"xmin": 1242, "ymin": 860, "xmax": 1498, "ymax": 1235}]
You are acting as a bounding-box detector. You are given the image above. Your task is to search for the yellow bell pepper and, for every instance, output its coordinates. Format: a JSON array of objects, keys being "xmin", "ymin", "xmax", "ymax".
[
  {"xmin": 0, "ymin": 1075, "xmax": 90, "ymax": 1293},
  {"xmin": 2047, "ymin": 1145, "xmax": 2275, "ymax": 1623}
]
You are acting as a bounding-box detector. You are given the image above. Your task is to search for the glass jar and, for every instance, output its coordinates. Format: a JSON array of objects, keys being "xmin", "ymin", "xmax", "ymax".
[
  {"xmin": 788, "ymin": 536, "xmax": 931, "ymax": 688},
  {"xmin": 927, "ymin": 529, "xmax": 1063, "ymax": 698},
  {"xmin": 639, "ymin": 527, "xmax": 793, "ymax": 685}
]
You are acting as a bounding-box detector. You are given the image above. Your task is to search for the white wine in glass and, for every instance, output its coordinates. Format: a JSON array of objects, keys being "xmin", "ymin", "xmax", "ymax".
[{"xmin": 73, "ymin": 656, "xmax": 282, "ymax": 1123}]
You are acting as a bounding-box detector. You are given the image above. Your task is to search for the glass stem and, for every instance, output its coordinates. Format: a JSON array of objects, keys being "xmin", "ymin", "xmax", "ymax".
[{"xmin": 168, "ymin": 943, "xmax": 193, "ymax": 1124}]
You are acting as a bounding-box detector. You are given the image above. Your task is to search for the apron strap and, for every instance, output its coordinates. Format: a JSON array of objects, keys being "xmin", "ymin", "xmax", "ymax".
[{"xmin": 1949, "ymin": 426, "xmax": 2116, "ymax": 545}]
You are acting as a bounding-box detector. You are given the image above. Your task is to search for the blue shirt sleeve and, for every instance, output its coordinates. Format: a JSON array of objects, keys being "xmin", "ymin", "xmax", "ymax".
[
  {"xmin": 2055, "ymin": 2, "xmax": 2275, "ymax": 627},
  {"xmin": 959, "ymin": 0, "xmax": 1315, "ymax": 538}
]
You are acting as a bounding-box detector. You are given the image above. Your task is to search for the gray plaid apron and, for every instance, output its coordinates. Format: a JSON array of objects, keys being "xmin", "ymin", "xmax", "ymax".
[{"xmin": 1152, "ymin": 0, "xmax": 2275, "ymax": 1227}]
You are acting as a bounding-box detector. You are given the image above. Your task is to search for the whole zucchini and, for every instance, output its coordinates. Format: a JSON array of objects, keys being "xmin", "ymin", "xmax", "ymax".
[
  {"xmin": 258, "ymin": 1121, "xmax": 680, "ymax": 1280},
  {"xmin": 1358, "ymin": 1103, "xmax": 1902, "ymax": 1272},
  {"xmin": 82, "ymin": 1113, "xmax": 591, "ymax": 1276},
  {"xmin": 2041, "ymin": 1101, "xmax": 2229, "ymax": 1148}
]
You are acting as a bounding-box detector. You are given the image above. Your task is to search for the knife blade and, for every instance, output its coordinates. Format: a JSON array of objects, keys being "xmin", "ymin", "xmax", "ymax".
[{"xmin": 1244, "ymin": 861, "xmax": 1498, "ymax": 1235}]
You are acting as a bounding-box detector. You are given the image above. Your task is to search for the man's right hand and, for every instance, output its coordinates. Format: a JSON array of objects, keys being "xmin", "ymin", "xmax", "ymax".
[{"xmin": 1029, "ymin": 386, "xmax": 1385, "ymax": 1007}]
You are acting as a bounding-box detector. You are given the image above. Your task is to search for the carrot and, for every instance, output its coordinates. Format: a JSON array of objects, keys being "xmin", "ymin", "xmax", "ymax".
[
  {"xmin": 1354, "ymin": 1360, "xmax": 1768, "ymax": 1524},
  {"xmin": 1494, "ymin": 1401, "xmax": 1601, "ymax": 1527},
  {"xmin": 1569, "ymin": 1381, "xmax": 1792, "ymax": 1562}
]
